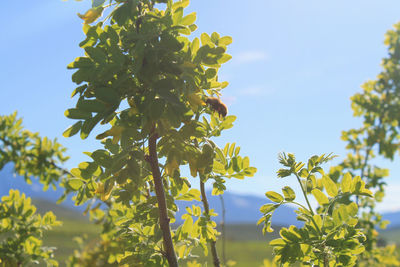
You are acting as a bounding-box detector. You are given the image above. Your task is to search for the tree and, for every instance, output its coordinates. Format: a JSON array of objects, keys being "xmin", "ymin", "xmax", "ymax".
[
  {"xmin": 334, "ymin": 22, "xmax": 400, "ymax": 266},
  {"xmin": 259, "ymin": 22, "xmax": 400, "ymax": 266},
  {"xmin": 0, "ymin": 112, "xmax": 68, "ymax": 266},
  {"xmin": 64, "ymin": 0, "xmax": 256, "ymax": 266}
]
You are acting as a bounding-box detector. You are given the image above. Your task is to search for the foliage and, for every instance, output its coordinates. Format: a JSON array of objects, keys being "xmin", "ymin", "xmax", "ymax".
[
  {"xmin": 259, "ymin": 153, "xmax": 372, "ymax": 266},
  {"xmin": 259, "ymin": 21, "xmax": 400, "ymax": 267},
  {"xmin": 0, "ymin": 112, "xmax": 69, "ymax": 189},
  {"xmin": 0, "ymin": 113, "xmax": 73, "ymax": 267},
  {"xmin": 0, "ymin": 190, "xmax": 61, "ymax": 267},
  {"xmin": 64, "ymin": 0, "xmax": 256, "ymax": 265},
  {"xmin": 330, "ymin": 22, "xmax": 400, "ymax": 266}
]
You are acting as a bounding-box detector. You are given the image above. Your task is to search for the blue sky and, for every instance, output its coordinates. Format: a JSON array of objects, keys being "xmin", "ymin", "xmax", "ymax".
[{"xmin": 2, "ymin": 0, "xmax": 400, "ymax": 212}]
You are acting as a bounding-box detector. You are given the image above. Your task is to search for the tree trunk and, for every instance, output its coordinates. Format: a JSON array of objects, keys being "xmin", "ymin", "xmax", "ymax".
[{"xmin": 148, "ymin": 127, "xmax": 178, "ymax": 267}]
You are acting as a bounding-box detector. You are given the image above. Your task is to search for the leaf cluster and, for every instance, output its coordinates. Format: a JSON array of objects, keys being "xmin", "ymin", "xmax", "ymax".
[
  {"xmin": 259, "ymin": 154, "xmax": 372, "ymax": 266},
  {"xmin": 0, "ymin": 190, "xmax": 60, "ymax": 267}
]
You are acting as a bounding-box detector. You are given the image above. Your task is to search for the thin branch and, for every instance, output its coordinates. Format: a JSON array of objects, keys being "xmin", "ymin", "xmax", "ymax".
[
  {"xmin": 193, "ymin": 113, "xmax": 220, "ymax": 267},
  {"xmin": 147, "ymin": 125, "xmax": 178, "ymax": 267},
  {"xmin": 294, "ymin": 173, "xmax": 322, "ymax": 236},
  {"xmin": 200, "ymin": 179, "xmax": 220, "ymax": 267},
  {"xmin": 219, "ymin": 195, "xmax": 226, "ymax": 266}
]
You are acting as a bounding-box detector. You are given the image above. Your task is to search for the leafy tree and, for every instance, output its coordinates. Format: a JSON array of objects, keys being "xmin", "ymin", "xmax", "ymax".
[
  {"xmin": 0, "ymin": 190, "xmax": 61, "ymax": 267},
  {"xmin": 260, "ymin": 22, "xmax": 400, "ymax": 267},
  {"xmin": 330, "ymin": 22, "xmax": 400, "ymax": 266},
  {"xmin": 0, "ymin": 113, "xmax": 69, "ymax": 266},
  {"xmin": 0, "ymin": 112, "xmax": 69, "ymax": 189},
  {"xmin": 64, "ymin": 0, "xmax": 256, "ymax": 266}
]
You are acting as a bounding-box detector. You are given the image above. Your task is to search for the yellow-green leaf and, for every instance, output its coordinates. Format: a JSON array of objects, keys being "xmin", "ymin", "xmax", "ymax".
[
  {"xmin": 322, "ymin": 175, "xmax": 338, "ymax": 197},
  {"xmin": 67, "ymin": 178, "xmax": 84, "ymax": 190},
  {"xmin": 181, "ymin": 12, "xmax": 196, "ymax": 25},
  {"xmin": 265, "ymin": 191, "xmax": 284, "ymax": 203},
  {"xmin": 282, "ymin": 186, "xmax": 296, "ymax": 201},
  {"xmin": 311, "ymin": 189, "xmax": 329, "ymax": 205},
  {"xmin": 341, "ymin": 172, "xmax": 352, "ymax": 193}
]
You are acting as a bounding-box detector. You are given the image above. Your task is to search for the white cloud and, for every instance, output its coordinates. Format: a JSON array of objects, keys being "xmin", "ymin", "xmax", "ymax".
[
  {"xmin": 234, "ymin": 51, "xmax": 268, "ymax": 64},
  {"xmin": 376, "ymin": 184, "xmax": 400, "ymax": 213}
]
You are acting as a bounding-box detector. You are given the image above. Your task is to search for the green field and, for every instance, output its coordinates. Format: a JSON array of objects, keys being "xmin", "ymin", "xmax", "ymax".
[
  {"xmin": 35, "ymin": 200, "xmax": 400, "ymax": 266},
  {"xmin": 42, "ymin": 218, "xmax": 277, "ymax": 266}
]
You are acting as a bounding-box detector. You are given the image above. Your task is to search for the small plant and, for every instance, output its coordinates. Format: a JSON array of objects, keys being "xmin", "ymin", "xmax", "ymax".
[
  {"xmin": 0, "ymin": 190, "xmax": 61, "ymax": 267},
  {"xmin": 259, "ymin": 153, "xmax": 373, "ymax": 266}
]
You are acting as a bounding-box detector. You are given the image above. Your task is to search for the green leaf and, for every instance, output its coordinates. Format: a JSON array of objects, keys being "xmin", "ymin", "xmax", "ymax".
[
  {"xmin": 200, "ymin": 33, "xmax": 212, "ymax": 46},
  {"xmin": 177, "ymin": 189, "xmax": 201, "ymax": 201},
  {"xmin": 64, "ymin": 108, "xmax": 92, "ymax": 120},
  {"xmin": 282, "ymin": 186, "xmax": 296, "ymax": 201},
  {"xmin": 149, "ymin": 98, "xmax": 165, "ymax": 120},
  {"xmin": 160, "ymin": 33, "xmax": 184, "ymax": 52},
  {"xmin": 205, "ymin": 68, "xmax": 217, "ymax": 79},
  {"xmin": 322, "ymin": 175, "xmax": 338, "ymax": 197},
  {"xmin": 181, "ymin": 12, "xmax": 196, "ymax": 25},
  {"xmin": 67, "ymin": 178, "xmax": 84, "ymax": 190},
  {"xmin": 218, "ymin": 36, "xmax": 233, "ymax": 46},
  {"xmin": 269, "ymin": 238, "xmax": 286, "ymax": 247},
  {"xmin": 260, "ymin": 203, "xmax": 278, "ymax": 214},
  {"xmin": 341, "ymin": 172, "xmax": 352, "ymax": 193},
  {"xmin": 350, "ymin": 175, "xmax": 363, "ymax": 193},
  {"xmin": 217, "ymin": 54, "xmax": 232, "ymax": 64},
  {"xmin": 333, "ymin": 205, "xmax": 349, "ymax": 225},
  {"xmin": 77, "ymin": 99, "xmax": 107, "ymax": 113},
  {"xmin": 67, "ymin": 57, "xmax": 94, "ymax": 69},
  {"xmin": 228, "ymin": 143, "xmax": 236, "ymax": 157},
  {"xmin": 311, "ymin": 189, "xmax": 329, "ymax": 205},
  {"xmin": 172, "ymin": 7, "xmax": 183, "ymax": 25},
  {"xmin": 94, "ymin": 87, "xmax": 120, "ymax": 104},
  {"xmin": 63, "ymin": 121, "xmax": 83, "ymax": 137},
  {"xmin": 182, "ymin": 215, "xmax": 193, "ymax": 234},
  {"xmin": 85, "ymin": 46, "xmax": 107, "ymax": 64},
  {"xmin": 91, "ymin": 149, "xmax": 112, "ymax": 168},
  {"xmin": 80, "ymin": 113, "xmax": 102, "ymax": 139},
  {"xmin": 312, "ymin": 214, "xmax": 323, "ymax": 229},
  {"xmin": 265, "ymin": 191, "xmax": 284, "ymax": 203},
  {"xmin": 347, "ymin": 202, "xmax": 358, "ymax": 216},
  {"xmin": 280, "ymin": 227, "xmax": 301, "ymax": 243}
]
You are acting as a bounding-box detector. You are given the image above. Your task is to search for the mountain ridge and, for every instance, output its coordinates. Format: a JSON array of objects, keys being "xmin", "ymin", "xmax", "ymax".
[{"xmin": 1, "ymin": 164, "xmax": 399, "ymax": 228}]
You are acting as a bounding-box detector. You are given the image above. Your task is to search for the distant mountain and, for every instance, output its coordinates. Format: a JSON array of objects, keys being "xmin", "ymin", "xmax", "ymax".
[
  {"xmin": 175, "ymin": 192, "xmax": 301, "ymax": 227},
  {"xmin": 383, "ymin": 211, "xmax": 400, "ymax": 229},
  {"xmin": 1, "ymin": 163, "xmax": 398, "ymax": 228},
  {"xmin": 0, "ymin": 163, "xmax": 84, "ymax": 213}
]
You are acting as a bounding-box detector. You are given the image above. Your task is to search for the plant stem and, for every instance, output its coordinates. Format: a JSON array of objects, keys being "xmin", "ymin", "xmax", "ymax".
[
  {"xmin": 356, "ymin": 145, "xmax": 372, "ymax": 205},
  {"xmin": 193, "ymin": 112, "xmax": 220, "ymax": 266},
  {"xmin": 295, "ymin": 173, "xmax": 314, "ymax": 216},
  {"xmin": 219, "ymin": 195, "xmax": 227, "ymax": 266},
  {"xmin": 324, "ymin": 253, "xmax": 329, "ymax": 267},
  {"xmin": 200, "ymin": 179, "xmax": 220, "ymax": 267},
  {"xmin": 148, "ymin": 127, "xmax": 178, "ymax": 267},
  {"xmin": 295, "ymin": 173, "xmax": 322, "ymax": 235}
]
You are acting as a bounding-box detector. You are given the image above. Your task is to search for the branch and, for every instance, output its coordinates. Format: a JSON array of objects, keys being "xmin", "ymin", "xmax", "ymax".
[
  {"xmin": 147, "ymin": 126, "xmax": 178, "ymax": 267},
  {"xmin": 219, "ymin": 195, "xmax": 226, "ymax": 266},
  {"xmin": 200, "ymin": 179, "xmax": 220, "ymax": 267}
]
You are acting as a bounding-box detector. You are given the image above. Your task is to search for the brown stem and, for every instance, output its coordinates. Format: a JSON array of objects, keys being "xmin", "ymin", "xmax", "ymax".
[
  {"xmin": 219, "ymin": 195, "xmax": 226, "ymax": 266},
  {"xmin": 324, "ymin": 253, "xmax": 329, "ymax": 267},
  {"xmin": 200, "ymin": 179, "xmax": 220, "ymax": 267},
  {"xmin": 148, "ymin": 127, "xmax": 178, "ymax": 267}
]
